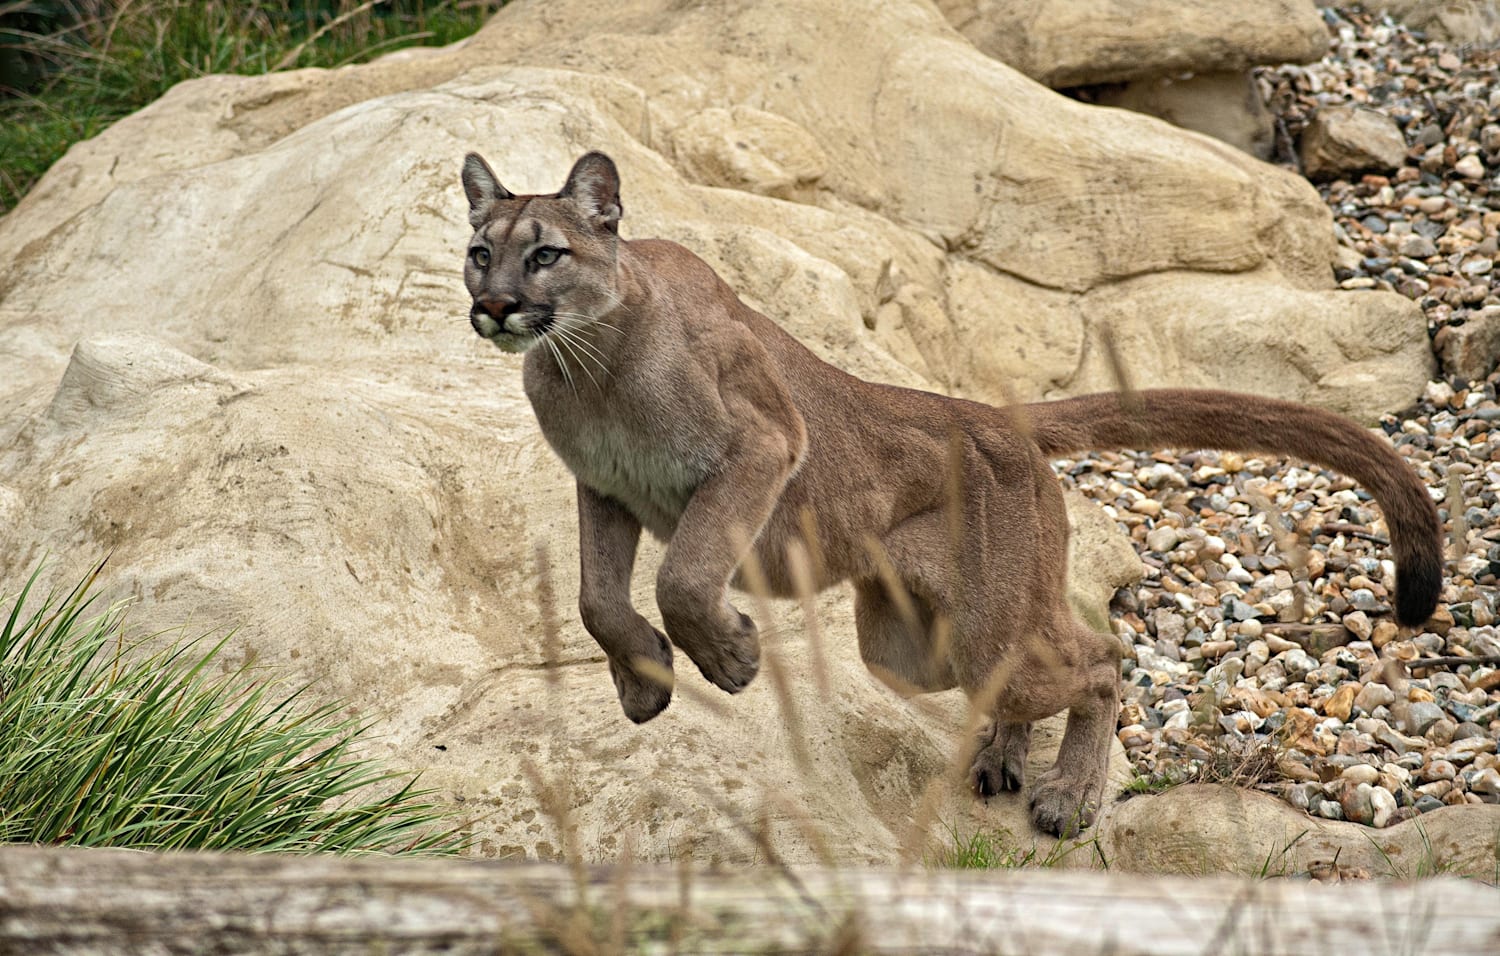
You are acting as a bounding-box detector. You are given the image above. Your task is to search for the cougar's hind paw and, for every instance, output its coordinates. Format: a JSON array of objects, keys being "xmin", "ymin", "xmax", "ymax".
[
  {"xmin": 967, "ymin": 745, "xmax": 1024, "ymax": 798},
  {"xmin": 1027, "ymin": 768, "xmax": 1100, "ymax": 839}
]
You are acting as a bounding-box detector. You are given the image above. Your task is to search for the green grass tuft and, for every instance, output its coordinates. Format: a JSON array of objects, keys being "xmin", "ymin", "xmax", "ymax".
[
  {"xmin": 937, "ymin": 822, "xmax": 1098, "ymax": 870},
  {"xmin": 0, "ymin": 560, "xmax": 464, "ymax": 854},
  {"xmin": 1, "ymin": 0, "xmax": 505, "ymax": 212}
]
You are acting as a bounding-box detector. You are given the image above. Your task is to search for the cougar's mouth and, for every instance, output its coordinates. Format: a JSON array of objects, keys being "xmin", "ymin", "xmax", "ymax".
[{"xmin": 470, "ymin": 306, "xmax": 552, "ymax": 353}]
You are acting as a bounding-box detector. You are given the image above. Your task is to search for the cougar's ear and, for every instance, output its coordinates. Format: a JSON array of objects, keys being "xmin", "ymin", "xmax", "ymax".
[
  {"xmin": 558, "ymin": 151, "xmax": 622, "ymax": 233},
  {"xmin": 461, "ymin": 152, "xmax": 513, "ymax": 227}
]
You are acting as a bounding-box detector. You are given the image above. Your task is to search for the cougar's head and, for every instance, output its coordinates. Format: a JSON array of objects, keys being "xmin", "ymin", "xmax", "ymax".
[{"xmin": 460, "ymin": 151, "xmax": 624, "ymax": 353}]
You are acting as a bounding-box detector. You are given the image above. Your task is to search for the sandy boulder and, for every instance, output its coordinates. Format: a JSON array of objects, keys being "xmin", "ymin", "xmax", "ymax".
[
  {"xmin": 0, "ymin": 0, "xmax": 1436, "ymax": 865},
  {"xmin": 934, "ymin": 0, "xmax": 1327, "ymax": 88}
]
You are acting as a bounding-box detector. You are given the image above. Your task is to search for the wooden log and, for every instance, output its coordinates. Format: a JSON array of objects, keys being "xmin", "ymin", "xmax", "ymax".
[{"xmin": 1, "ymin": 844, "xmax": 1498, "ymax": 955}]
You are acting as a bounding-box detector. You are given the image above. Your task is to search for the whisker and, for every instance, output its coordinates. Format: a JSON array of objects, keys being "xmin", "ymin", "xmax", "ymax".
[
  {"xmin": 599, "ymin": 287, "xmax": 637, "ymax": 318},
  {"xmin": 543, "ymin": 335, "xmax": 576, "ymax": 395},
  {"xmin": 549, "ymin": 324, "xmax": 609, "ymax": 385},
  {"xmin": 551, "ymin": 327, "xmax": 602, "ymax": 390}
]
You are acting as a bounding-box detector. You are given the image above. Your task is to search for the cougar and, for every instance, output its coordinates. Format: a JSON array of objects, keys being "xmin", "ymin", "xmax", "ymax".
[{"xmin": 461, "ymin": 150, "xmax": 1443, "ymax": 836}]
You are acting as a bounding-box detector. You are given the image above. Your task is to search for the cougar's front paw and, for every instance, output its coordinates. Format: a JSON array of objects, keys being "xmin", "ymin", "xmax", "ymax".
[
  {"xmin": 690, "ymin": 611, "xmax": 760, "ymax": 694},
  {"xmin": 1027, "ymin": 768, "xmax": 1100, "ymax": 839},
  {"xmin": 609, "ymin": 627, "xmax": 674, "ymax": 724}
]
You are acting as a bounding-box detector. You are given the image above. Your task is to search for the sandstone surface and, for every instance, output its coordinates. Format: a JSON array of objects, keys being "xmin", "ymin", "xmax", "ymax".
[
  {"xmin": 0, "ymin": 0, "xmax": 1436, "ymax": 865},
  {"xmin": 1343, "ymin": 1, "xmax": 1500, "ymax": 43},
  {"xmin": 1100, "ymin": 784, "xmax": 1500, "ymax": 881},
  {"xmin": 934, "ymin": 0, "xmax": 1327, "ymax": 88}
]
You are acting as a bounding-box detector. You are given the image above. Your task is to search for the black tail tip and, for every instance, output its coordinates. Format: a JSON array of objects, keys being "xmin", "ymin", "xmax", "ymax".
[{"xmin": 1395, "ymin": 553, "xmax": 1444, "ymax": 628}]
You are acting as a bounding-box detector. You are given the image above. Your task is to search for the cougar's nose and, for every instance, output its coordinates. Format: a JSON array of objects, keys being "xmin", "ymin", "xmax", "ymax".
[
  {"xmin": 474, "ymin": 296, "xmax": 521, "ymax": 320},
  {"xmin": 471, "ymin": 296, "xmax": 520, "ymax": 337}
]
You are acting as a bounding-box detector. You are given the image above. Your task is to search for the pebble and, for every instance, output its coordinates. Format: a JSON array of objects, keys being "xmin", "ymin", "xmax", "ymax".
[
  {"xmin": 1470, "ymin": 767, "xmax": 1500, "ymax": 796},
  {"xmin": 1455, "ymin": 154, "xmax": 1487, "ymax": 180}
]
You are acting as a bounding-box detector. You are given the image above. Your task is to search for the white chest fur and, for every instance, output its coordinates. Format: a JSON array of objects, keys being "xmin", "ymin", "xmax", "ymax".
[{"xmin": 540, "ymin": 411, "xmax": 705, "ymax": 537}]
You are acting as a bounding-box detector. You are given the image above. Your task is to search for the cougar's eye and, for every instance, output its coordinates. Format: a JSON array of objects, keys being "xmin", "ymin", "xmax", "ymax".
[
  {"xmin": 531, "ymin": 247, "xmax": 564, "ymax": 267},
  {"xmin": 470, "ymin": 247, "xmax": 490, "ymax": 268}
]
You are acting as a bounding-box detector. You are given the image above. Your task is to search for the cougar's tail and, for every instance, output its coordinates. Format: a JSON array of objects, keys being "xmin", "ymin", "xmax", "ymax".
[{"xmin": 1025, "ymin": 389, "xmax": 1443, "ymax": 627}]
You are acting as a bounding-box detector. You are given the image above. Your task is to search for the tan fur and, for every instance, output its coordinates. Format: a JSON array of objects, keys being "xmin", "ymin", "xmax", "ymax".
[{"xmin": 461, "ymin": 151, "xmax": 1444, "ymax": 836}]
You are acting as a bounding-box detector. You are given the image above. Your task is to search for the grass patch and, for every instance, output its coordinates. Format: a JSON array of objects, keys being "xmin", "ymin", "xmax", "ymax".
[
  {"xmin": 937, "ymin": 822, "xmax": 1099, "ymax": 870},
  {"xmin": 0, "ymin": 0, "xmax": 505, "ymax": 212},
  {"xmin": 0, "ymin": 561, "xmax": 463, "ymax": 853}
]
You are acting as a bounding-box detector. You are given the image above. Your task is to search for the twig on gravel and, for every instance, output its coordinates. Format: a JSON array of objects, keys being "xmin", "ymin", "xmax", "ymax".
[{"xmin": 1316, "ymin": 523, "xmax": 1391, "ymax": 547}]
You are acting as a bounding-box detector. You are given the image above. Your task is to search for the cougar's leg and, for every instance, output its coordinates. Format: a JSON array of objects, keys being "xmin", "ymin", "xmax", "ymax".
[
  {"xmin": 577, "ymin": 482, "xmax": 674, "ymax": 723},
  {"xmin": 853, "ymin": 577, "xmax": 958, "ymax": 695},
  {"xmin": 1025, "ymin": 620, "xmax": 1120, "ymax": 838},
  {"xmin": 655, "ymin": 430, "xmax": 799, "ymax": 694},
  {"xmin": 965, "ymin": 615, "xmax": 1119, "ymax": 838}
]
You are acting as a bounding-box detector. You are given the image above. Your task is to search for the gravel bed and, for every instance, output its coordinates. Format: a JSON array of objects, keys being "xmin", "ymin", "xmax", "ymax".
[{"xmin": 1064, "ymin": 6, "xmax": 1500, "ymax": 828}]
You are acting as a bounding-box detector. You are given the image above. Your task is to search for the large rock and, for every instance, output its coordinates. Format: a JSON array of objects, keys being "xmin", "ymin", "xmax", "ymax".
[
  {"xmin": 1100, "ymin": 784, "xmax": 1500, "ymax": 881},
  {"xmin": 1342, "ymin": 1, "xmax": 1500, "ymax": 44},
  {"xmin": 934, "ymin": 0, "xmax": 1328, "ymax": 88},
  {"xmin": 3, "ymin": 331, "xmax": 1134, "ymax": 864},
  {"xmin": 0, "ymin": 0, "xmax": 1432, "ymax": 865},
  {"xmin": 934, "ymin": 0, "xmax": 1326, "ymax": 158}
]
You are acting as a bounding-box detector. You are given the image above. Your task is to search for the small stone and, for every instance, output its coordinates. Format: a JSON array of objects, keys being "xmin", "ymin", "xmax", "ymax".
[
  {"xmin": 1370, "ymin": 785, "xmax": 1397, "ymax": 828},
  {"xmin": 1454, "ymin": 721, "xmax": 1490, "ymax": 741},
  {"xmin": 1379, "ymin": 762, "xmax": 1412, "ymax": 792},
  {"xmin": 1395, "ymin": 700, "xmax": 1446, "ymax": 736},
  {"xmin": 1469, "ymin": 768, "xmax": 1500, "ymax": 797},
  {"xmin": 1371, "ymin": 620, "xmax": 1399, "ymax": 649},
  {"xmin": 1281, "ymin": 649, "xmax": 1319, "ymax": 682},
  {"xmin": 1323, "ymin": 683, "xmax": 1359, "ymax": 721},
  {"xmin": 1227, "ymin": 599, "xmax": 1259, "ymax": 622},
  {"xmin": 1152, "ymin": 608, "xmax": 1187, "ymax": 645},
  {"xmin": 1415, "ymin": 794, "xmax": 1444, "ymax": 813},
  {"xmin": 1341, "ymin": 763, "xmax": 1380, "ymax": 786},
  {"xmin": 1316, "ymin": 799, "xmax": 1346, "ymax": 821},
  {"xmin": 1288, "ymin": 781, "xmax": 1321, "ymax": 811},
  {"xmin": 1420, "ymin": 759, "xmax": 1458, "ymax": 782},
  {"xmin": 1342, "ymin": 610, "xmax": 1373, "ymax": 640},
  {"xmin": 1455, "ymin": 154, "xmax": 1486, "ymax": 180},
  {"xmin": 1340, "ymin": 781, "xmax": 1377, "ymax": 825},
  {"xmin": 1129, "ymin": 498, "xmax": 1163, "ymax": 517},
  {"xmin": 1265, "ymin": 634, "xmax": 1299, "ymax": 654},
  {"xmin": 1427, "ymin": 718, "xmax": 1457, "ymax": 746},
  {"xmin": 1348, "ymin": 588, "xmax": 1382, "ymax": 612},
  {"xmin": 1146, "ymin": 526, "xmax": 1182, "ymax": 552},
  {"xmin": 1300, "ymin": 106, "xmax": 1409, "ymax": 181},
  {"xmin": 1238, "ymin": 618, "xmax": 1263, "ymax": 639},
  {"xmin": 1400, "ymin": 235, "xmax": 1438, "ymax": 258},
  {"xmin": 1118, "ymin": 724, "xmax": 1153, "ymax": 749},
  {"xmin": 1355, "ymin": 682, "xmax": 1396, "ymax": 712}
]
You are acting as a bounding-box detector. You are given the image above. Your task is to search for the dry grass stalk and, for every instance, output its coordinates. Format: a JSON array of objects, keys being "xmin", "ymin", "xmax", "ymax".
[
  {"xmin": 1097, "ymin": 320, "xmax": 1142, "ymax": 418},
  {"xmin": 797, "ymin": 506, "xmax": 829, "ymax": 586},
  {"xmin": 786, "ymin": 540, "xmax": 833, "ymax": 698},
  {"xmin": 860, "ymin": 534, "xmax": 922, "ymax": 640},
  {"xmin": 1447, "ymin": 466, "xmax": 1470, "ymax": 563},
  {"xmin": 629, "ymin": 655, "xmax": 724, "ymax": 716},
  {"xmin": 1244, "ymin": 487, "xmax": 1309, "ymax": 620},
  {"xmin": 533, "ymin": 543, "xmax": 565, "ymax": 693},
  {"xmin": 732, "ymin": 528, "xmax": 816, "ymax": 781},
  {"xmin": 996, "ymin": 377, "xmax": 1035, "ymax": 445}
]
